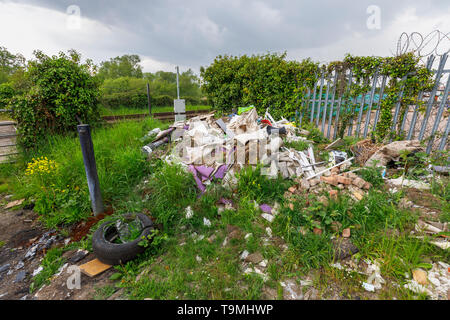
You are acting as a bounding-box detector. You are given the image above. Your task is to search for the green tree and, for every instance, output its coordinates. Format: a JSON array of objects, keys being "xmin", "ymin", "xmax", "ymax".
[
  {"xmin": 98, "ymin": 54, "xmax": 143, "ymax": 80},
  {"xmin": 0, "ymin": 47, "xmax": 26, "ymax": 84},
  {"xmin": 12, "ymin": 50, "xmax": 101, "ymax": 148}
]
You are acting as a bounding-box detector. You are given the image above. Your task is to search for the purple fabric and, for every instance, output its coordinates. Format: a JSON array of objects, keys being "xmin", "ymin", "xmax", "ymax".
[
  {"xmin": 188, "ymin": 164, "xmax": 230, "ymax": 194},
  {"xmin": 219, "ymin": 198, "xmax": 233, "ymax": 205},
  {"xmin": 188, "ymin": 165, "xmax": 207, "ymax": 193},
  {"xmin": 183, "ymin": 125, "xmax": 190, "ymax": 130},
  {"xmin": 260, "ymin": 204, "xmax": 273, "ymax": 214},
  {"xmin": 214, "ymin": 164, "xmax": 228, "ymax": 179},
  {"xmin": 196, "ymin": 166, "xmax": 215, "ymax": 181}
]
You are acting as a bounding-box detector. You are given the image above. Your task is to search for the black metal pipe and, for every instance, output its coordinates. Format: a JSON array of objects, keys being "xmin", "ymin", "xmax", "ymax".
[{"xmin": 77, "ymin": 124, "xmax": 104, "ymax": 216}]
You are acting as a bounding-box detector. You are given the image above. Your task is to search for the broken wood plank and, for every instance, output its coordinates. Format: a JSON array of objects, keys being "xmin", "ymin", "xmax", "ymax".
[
  {"xmin": 306, "ymin": 157, "xmax": 355, "ymax": 181},
  {"xmin": 79, "ymin": 259, "xmax": 112, "ymax": 277}
]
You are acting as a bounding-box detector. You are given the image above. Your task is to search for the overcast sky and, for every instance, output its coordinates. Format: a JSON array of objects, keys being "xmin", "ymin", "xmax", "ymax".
[{"xmin": 0, "ymin": 0, "xmax": 449, "ymax": 73}]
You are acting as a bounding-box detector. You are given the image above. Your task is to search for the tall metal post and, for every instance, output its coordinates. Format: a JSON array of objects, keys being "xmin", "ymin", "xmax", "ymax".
[
  {"xmin": 176, "ymin": 66, "xmax": 180, "ymax": 99},
  {"xmin": 77, "ymin": 124, "xmax": 104, "ymax": 216},
  {"xmin": 147, "ymin": 83, "xmax": 152, "ymax": 116}
]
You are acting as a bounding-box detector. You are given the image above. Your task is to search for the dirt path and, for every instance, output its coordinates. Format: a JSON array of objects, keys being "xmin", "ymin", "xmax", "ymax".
[{"xmin": 0, "ymin": 195, "xmax": 117, "ymax": 300}]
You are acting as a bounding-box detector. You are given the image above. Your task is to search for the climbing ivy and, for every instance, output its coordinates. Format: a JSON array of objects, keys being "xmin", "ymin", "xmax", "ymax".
[{"xmin": 201, "ymin": 52, "xmax": 433, "ymax": 142}]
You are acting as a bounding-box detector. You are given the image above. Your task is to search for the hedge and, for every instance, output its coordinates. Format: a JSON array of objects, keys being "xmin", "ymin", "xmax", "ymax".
[
  {"xmin": 100, "ymin": 92, "xmax": 209, "ymax": 109},
  {"xmin": 200, "ymin": 52, "xmax": 318, "ymax": 119}
]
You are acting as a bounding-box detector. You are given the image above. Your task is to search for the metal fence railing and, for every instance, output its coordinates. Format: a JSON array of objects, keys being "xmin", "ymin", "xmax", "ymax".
[{"xmin": 297, "ymin": 53, "xmax": 450, "ymax": 154}]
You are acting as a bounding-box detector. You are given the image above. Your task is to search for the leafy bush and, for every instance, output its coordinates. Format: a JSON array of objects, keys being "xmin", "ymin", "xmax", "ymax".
[
  {"xmin": 144, "ymin": 162, "xmax": 198, "ymax": 232},
  {"xmin": 0, "ymin": 82, "xmax": 15, "ymax": 109},
  {"xmin": 358, "ymin": 166, "xmax": 384, "ymax": 188},
  {"xmin": 12, "ymin": 50, "xmax": 101, "ymax": 149},
  {"xmin": 101, "ymin": 91, "xmax": 148, "ymax": 109},
  {"xmin": 152, "ymin": 95, "xmax": 173, "ymax": 107},
  {"xmin": 200, "ymin": 53, "xmax": 318, "ymax": 119},
  {"xmin": 3, "ymin": 118, "xmax": 166, "ymax": 227},
  {"xmin": 236, "ymin": 165, "xmax": 292, "ymax": 203}
]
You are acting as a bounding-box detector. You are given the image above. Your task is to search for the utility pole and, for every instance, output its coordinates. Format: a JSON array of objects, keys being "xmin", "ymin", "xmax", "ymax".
[
  {"xmin": 176, "ymin": 66, "xmax": 180, "ymax": 99},
  {"xmin": 147, "ymin": 83, "xmax": 152, "ymax": 117}
]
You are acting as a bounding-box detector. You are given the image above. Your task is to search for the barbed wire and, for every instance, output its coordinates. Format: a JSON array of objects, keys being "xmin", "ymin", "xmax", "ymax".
[{"xmin": 396, "ymin": 30, "xmax": 450, "ymax": 58}]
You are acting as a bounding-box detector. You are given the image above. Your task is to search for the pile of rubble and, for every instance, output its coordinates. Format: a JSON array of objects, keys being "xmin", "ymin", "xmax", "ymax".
[
  {"xmin": 284, "ymin": 168, "xmax": 373, "ymax": 203},
  {"xmin": 142, "ymin": 107, "xmax": 356, "ymax": 193}
]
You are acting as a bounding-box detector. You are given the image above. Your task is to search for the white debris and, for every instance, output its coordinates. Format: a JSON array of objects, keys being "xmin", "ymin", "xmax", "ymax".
[
  {"xmin": 404, "ymin": 262, "xmax": 449, "ymax": 300},
  {"xmin": 244, "ymin": 233, "xmax": 253, "ymax": 240},
  {"xmin": 32, "ymin": 266, "xmax": 43, "ymax": 277},
  {"xmin": 203, "ymin": 218, "xmax": 212, "ymax": 227},
  {"xmin": 364, "ymin": 260, "xmax": 385, "ymax": 291},
  {"xmin": 362, "ymin": 282, "xmax": 375, "ymax": 292},
  {"xmin": 240, "ymin": 250, "xmax": 249, "ymax": 260},
  {"xmin": 265, "ymin": 227, "xmax": 272, "ymax": 238},
  {"xmin": 300, "ymin": 280, "xmax": 313, "ymax": 286},
  {"xmin": 243, "ymin": 267, "xmax": 269, "ymax": 281},
  {"xmin": 261, "ymin": 214, "xmax": 274, "ymax": 223},
  {"xmin": 196, "ymin": 256, "xmax": 202, "ymax": 263},
  {"xmin": 388, "ymin": 177, "xmax": 431, "ymax": 190},
  {"xmin": 259, "ymin": 260, "xmax": 268, "ymax": 268},
  {"xmin": 55, "ymin": 263, "xmax": 68, "ymax": 277},
  {"xmin": 185, "ymin": 206, "xmax": 194, "ymax": 219}
]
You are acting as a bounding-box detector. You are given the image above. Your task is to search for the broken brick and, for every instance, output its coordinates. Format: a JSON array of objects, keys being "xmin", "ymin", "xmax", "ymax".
[
  {"xmin": 320, "ymin": 176, "xmax": 338, "ymax": 186},
  {"xmin": 300, "ymin": 179, "xmax": 310, "ymax": 190},
  {"xmin": 336, "ymin": 176, "xmax": 352, "ymax": 185},
  {"xmin": 329, "ymin": 190, "xmax": 338, "ymax": 200},
  {"xmin": 353, "ymin": 177, "xmax": 366, "ymax": 189},
  {"xmin": 342, "ymin": 228, "xmax": 351, "ymax": 238},
  {"xmin": 363, "ymin": 182, "xmax": 372, "ymax": 190}
]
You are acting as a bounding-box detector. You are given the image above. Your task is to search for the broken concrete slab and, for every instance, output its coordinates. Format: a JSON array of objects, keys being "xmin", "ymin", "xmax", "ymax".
[
  {"xmin": 332, "ymin": 238, "xmax": 359, "ymax": 260},
  {"xmin": 365, "ymin": 140, "xmax": 424, "ymax": 167}
]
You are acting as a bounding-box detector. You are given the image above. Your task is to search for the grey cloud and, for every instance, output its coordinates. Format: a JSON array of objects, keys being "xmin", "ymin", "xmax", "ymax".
[{"xmin": 3, "ymin": 0, "xmax": 450, "ymax": 70}]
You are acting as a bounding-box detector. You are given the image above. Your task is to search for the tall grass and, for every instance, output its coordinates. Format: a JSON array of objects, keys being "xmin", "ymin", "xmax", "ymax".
[
  {"xmin": 99, "ymin": 105, "xmax": 211, "ymax": 116},
  {"xmin": 0, "ymin": 118, "xmax": 168, "ymax": 227}
]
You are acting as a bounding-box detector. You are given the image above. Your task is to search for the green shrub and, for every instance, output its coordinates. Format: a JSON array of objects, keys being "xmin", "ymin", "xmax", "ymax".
[
  {"xmin": 236, "ymin": 165, "xmax": 292, "ymax": 203},
  {"xmin": 101, "ymin": 91, "xmax": 148, "ymax": 109},
  {"xmin": 152, "ymin": 95, "xmax": 173, "ymax": 107},
  {"xmin": 3, "ymin": 118, "xmax": 166, "ymax": 227},
  {"xmin": 0, "ymin": 82, "xmax": 15, "ymax": 109},
  {"xmin": 12, "ymin": 50, "xmax": 101, "ymax": 149},
  {"xmin": 200, "ymin": 53, "xmax": 318, "ymax": 119},
  {"xmin": 144, "ymin": 162, "xmax": 198, "ymax": 232}
]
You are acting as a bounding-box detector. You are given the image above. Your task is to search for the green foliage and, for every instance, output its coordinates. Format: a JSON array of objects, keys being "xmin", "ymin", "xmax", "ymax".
[
  {"xmin": 144, "ymin": 162, "xmax": 198, "ymax": 232},
  {"xmin": 0, "ymin": 47, "xmax": 25, "ymax": 84},
  {"xmin": 284, "ymin": 139, "xmax": 310, "ymax": 152},
  {"xmin": 11, "ymin": 50, "xmax": 101, "ymax": 149},
  {"xmin": 2, "ymin": 118, "xmax": 166, "ymax": 227},
  {"xmin": 200, "ymin": 53, "xmax": 318, "ymax": 119},
  {"xmin": 201, "ymin": 52, "xmax": 432, "ymax": 142},
  {"xmin": 29, "ymin": 247, "xmax": 65, "ymax": 293},
  {"xmin": 99, "ymin": 70, "xmax": 205, "ymax": 109},
  {"xmin": 98, "ymin": 55, "xmax": 143, "ymax": 80},
  {"xmin": 358, "ymin": 166, "xmax": 384, "ymax": 188},
  {"xmin": 236, "ymin": 165, "xmax": 292, "ymax": 203},
  {"xmin": 0, "ymin": 82, "xmax": 15, "ymax": 108},
  {"xmin": 302, "ymin": 122, "xmax": 329, "ymax": 144}
]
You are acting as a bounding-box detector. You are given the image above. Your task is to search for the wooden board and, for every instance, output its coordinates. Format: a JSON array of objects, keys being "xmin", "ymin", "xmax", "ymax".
[{"xmin": 79, "ymin": 259, "xmax": 112, "ymax": 277}]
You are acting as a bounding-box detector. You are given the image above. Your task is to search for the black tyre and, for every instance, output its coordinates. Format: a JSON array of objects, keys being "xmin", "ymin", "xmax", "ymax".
[{"xmin": 92, "ymin": 213, "xmax": 154, "ymax": 266}]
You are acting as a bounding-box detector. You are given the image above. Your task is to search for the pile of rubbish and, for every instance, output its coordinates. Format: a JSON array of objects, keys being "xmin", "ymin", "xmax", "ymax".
[{"xmin": 142, "ymin": 107, "xmax": 353, "ymax": 193}]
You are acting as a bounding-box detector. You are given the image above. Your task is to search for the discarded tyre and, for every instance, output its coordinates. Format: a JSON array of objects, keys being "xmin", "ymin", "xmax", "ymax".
[{"xmin": 92, "ymin": 213, "xmax": 154, "ymax": 266}]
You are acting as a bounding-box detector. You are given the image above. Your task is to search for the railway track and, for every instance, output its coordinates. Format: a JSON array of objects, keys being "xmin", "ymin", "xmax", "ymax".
[{"xmin": 102, "ymin": 110, "xmax": 212, "ymax": 122}]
